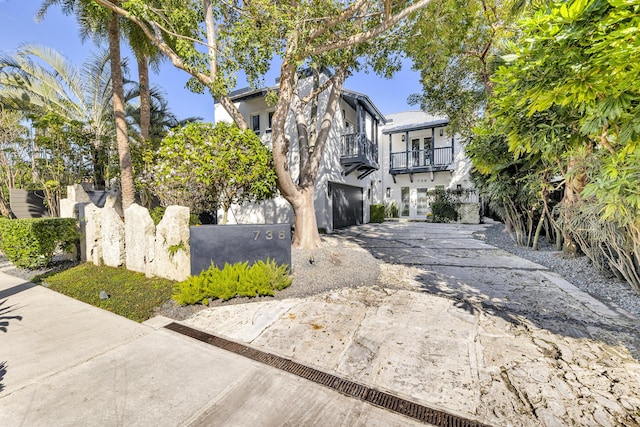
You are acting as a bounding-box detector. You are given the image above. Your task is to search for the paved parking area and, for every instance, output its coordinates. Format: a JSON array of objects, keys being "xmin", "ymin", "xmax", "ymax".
[{"xmin": 186, "ymin": 222, "xmax": 640, "ymax": 426}]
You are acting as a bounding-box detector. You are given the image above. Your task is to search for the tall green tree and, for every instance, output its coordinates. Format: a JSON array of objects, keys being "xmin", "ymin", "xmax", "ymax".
[
  {"xmin": 91, "ymin": 0, "xmax": 431, "ymax": 248},
  {"xmin": 481, "ymin": 0, "xmax": 640, "ymax": 290},
  {"xmin": 404, "ymin": 0, "xmax": 534, "ymax": 133},
  {"xmin": 38, "ymin": 0, "xmax": 135, "ymax": 207},
  {"xmin": 0, "ymin": 44, "xmax": 115, "ymax": 188}
]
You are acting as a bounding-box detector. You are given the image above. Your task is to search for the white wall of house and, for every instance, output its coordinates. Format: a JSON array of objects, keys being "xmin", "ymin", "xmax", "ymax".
[
  {"xmin": 380, "ymin": 111, "xmax": 475, "ymax": 219},
  {"xmin": 214, "ymin": 77, "xmax": 383, "ymax": 231}
]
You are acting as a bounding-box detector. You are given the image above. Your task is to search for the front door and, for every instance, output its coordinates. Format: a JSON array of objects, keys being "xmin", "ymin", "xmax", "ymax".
[{"xmin": 416, "ymin": 188, "xmax": 429, "ymax": 217}]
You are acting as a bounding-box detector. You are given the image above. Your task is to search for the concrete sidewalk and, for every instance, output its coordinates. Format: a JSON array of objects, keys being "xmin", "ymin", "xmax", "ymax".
[{"xmin": 0, "ymin": 272, "xmax": 424, "ymax": 426}]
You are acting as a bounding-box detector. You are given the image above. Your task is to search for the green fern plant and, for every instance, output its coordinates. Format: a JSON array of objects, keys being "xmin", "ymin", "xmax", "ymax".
[
  {"xmin": 172, "ymin": 274, "xmax": 208, "ymax": 305},
  {"xmin": 172, "ymin": 258, "xmax": 292, "ymax": 305}
]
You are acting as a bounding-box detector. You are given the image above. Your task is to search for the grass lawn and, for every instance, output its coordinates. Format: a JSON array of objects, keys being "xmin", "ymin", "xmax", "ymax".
[{"xmin": 36, "ymin": 263, "xmax": 175, "ymax": 322}]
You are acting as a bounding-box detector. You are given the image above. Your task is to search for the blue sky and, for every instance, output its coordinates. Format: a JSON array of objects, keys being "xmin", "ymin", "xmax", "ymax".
[{"xmin": 0, "ymin": 0, "xmax": 423, "ymax": 122}]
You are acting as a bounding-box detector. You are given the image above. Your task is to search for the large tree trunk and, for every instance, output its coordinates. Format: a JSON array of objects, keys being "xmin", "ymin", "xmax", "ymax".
[
  {"xmin": 560, "ymin": 155, "xmax": 588, "ymax": 257},
  {"xmin": 136, "ymin": 53, "xmax": 151, "ymax": 141},
  {"xmin": 271, "ymin": 57, "xmax": 322, "ymax": 249},
  {"xmin": 0, "ymin": 195, "xmax": 14, "ymax": 219},
  {"xmin": 292, "ymin": 187, "xmax": 321, "ymax": 248},
  {"xmin": 108, "ymin": 9, "xmax": 135, "ymax": 208}
]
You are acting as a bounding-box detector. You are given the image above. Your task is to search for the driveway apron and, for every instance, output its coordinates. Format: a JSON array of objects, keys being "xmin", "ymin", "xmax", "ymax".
[{"xmin": 185, "ymin": 222, "xmax": 640, "ymax": 427}]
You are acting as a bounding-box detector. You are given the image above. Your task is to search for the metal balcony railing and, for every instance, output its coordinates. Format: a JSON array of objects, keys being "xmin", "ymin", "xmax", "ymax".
[
  {"xmin": 340, "ymin": 133, "xmax": 378, "ymax": 166},
  {"xmin": 389, "ymin": 147, "xmax": 453, "ymax": 172}
]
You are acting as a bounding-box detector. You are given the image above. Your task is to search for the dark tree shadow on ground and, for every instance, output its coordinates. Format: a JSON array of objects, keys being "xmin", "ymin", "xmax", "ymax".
[
  {"xmin": 0, "ymin": 361, "xmax": 6, "ymax": 393},
  {"xmin": 337, "ymin": 224, "xmax": 640, "ymax": 360},
  {"xmin": 0, "ymin": 299, "xmax": 22, "ymax": 333},
  {"xmin": 0, "ymin": 297, "xmax": 23, "ymax": 395}
]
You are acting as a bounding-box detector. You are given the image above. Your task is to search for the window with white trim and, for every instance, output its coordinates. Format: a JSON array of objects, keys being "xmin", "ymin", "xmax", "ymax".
[{"xmin": 251, "ymin": 114, "xmax": 260, "ymax": 134}]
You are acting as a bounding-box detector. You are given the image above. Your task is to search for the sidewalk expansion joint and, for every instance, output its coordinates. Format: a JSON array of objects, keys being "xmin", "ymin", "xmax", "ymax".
[{"xmin": 164, "ymin": 322, "xmax": 490, "ymax": 427}]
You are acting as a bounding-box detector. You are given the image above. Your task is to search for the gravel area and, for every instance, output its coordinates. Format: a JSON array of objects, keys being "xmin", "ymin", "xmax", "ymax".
[
  {"xmin": 153, "ymin": 234, "xmax": 380, "ymax": 320},
  {"xmin": 473, "ymin": 222, "xmax": 640, "ymax": 319}
]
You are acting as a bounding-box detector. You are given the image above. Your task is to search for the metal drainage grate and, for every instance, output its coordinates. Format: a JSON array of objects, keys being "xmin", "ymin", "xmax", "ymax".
[{"xmin": 165, "ymin": 322, "xmax": 490, "ymax": 427}]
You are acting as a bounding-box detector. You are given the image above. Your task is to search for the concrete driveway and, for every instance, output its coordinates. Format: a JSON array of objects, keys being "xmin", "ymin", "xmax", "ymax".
[{"xmin": 185, "ymin": 222, "xmax": 640, "ymax": 426}]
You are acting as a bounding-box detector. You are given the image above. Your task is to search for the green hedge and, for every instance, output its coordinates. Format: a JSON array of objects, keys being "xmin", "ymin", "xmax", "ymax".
[
  {"xmin": 369, "ymin": 204, "xmax": 385, "ymax": 223},
  {"xmin": 0, "ymin": 218, "xmax": 79, "ymax": 269}
]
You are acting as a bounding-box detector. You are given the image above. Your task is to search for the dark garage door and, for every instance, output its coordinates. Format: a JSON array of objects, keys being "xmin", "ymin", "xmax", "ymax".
[{"xmin": 330, "ymin": 182, "xmax": 363, "ymax": 229}]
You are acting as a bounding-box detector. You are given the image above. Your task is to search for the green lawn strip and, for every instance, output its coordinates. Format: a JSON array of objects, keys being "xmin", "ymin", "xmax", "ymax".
[{"xmin": 38, "ymin": 263, "xmax": 174, "ymax": 322}]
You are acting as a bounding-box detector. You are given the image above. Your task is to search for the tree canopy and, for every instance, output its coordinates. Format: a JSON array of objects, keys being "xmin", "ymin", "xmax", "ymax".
[
  {"xmin": 91, "ymin": 0, "xmax": 432, "ymax": 248},
  {"xmin": 467, "ymin": 0, "xmax": 640, "ymax": 291},
  {"xmin": 142, "ymin": 122, "xmax": 277, "ymax": 223}
]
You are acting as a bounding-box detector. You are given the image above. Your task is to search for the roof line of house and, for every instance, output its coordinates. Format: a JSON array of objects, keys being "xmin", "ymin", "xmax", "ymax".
[
  {"xmin": 382, "ymin": 118, "xmax": 449, "ymax": 134},
  {"xmin": 217, "ymin": 84, "xmax": 386, "ymax": 125}
]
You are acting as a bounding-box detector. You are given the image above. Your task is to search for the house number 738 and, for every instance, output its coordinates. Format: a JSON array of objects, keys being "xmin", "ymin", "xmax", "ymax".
[{"xmin": 253, "ymin": 230, "xmax": 287, "ymax": 240}]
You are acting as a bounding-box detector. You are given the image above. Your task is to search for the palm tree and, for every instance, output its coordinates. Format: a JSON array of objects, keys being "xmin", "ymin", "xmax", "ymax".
[
  {"xmin": 124, "ymin": 22, "xmax": 166, "ymax": 142},
  {"xmin": 125, "ymin": 84, "xmax": 202, "ymax": 139},
  {"xmin": 0, "ymin": 44, "xmax": 115, "ymax": 187},
  {"xmin": 37, "ymin": 0, "xmax": 135, "ymax": 207}
]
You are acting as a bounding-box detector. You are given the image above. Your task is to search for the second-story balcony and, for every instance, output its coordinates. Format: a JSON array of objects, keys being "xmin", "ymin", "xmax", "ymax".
[
  {"xmin": 340, "ymin": 133, "xmax": 379, "ymax": 179},
  {"xmin": 389, "ymin": 146, "xmax": 454, "ymax": 175}
]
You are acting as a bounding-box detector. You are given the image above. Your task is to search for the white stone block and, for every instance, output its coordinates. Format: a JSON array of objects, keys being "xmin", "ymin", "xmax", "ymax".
[
  {"xmin": 84, "ymin": 204, "xmax": 102, "ymax": 264},
  {"xmin": 101, "ymin": 206, "xmax": 125, "ymax": 267},
  {"xmin": 66, "ymin": 184, "xmax": 92, "ymax": 203},
  {"xmin": 124, "ymin": 204, "xmax": 156, "ymax": 274},
  {"xmin": 152, "ymin": 206, "xmax": 190, "ymax": 281}
]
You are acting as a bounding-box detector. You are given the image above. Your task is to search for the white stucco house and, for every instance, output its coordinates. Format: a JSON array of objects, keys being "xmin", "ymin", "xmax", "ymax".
[
  {"xmin": 380, "ymin": 111, "xmax": 476, "ymax": 220},
  {"xmin": 214, "ymin": 78, "xmax": 478, "ymax": 229},
  {"xmin": 214, "ymin": 75, "xmax": 386, "ymax": 232}
]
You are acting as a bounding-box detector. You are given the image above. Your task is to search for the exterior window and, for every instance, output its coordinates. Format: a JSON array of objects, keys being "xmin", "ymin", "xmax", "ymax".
[
  {"xmin": 267, "ymin": 111, "xmax": 274, "ymax": 132},
  {"xmin": 401, "ymin": 187, "xmax": 410, "ymax": 216},
  {"xmin": 423, "ymin": 137, "xmax": 432, "ymax": 165},
  {"xmin": 251, "ymin": 114, "xmax": 260, "ymax": 134}
]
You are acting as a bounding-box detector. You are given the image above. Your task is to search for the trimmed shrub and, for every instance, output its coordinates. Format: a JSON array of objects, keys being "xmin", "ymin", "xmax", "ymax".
[
  {"xmin": 172, "ymin": 259, "xmax": 292, "ymax": 305},
  {"xmin": 385, "ymin": 201, "xmax": 399, "ymax": 218},
  {"xmin": 369, "ymin": 204, "xmax": 385, "ymax": 223},
  {"xmin": 0, "ymin": 218, "xmax": 79, "ymax": 268},
  {"xmin": 428, "ymin": 189, "xmax": 459, "ymax": 223}
]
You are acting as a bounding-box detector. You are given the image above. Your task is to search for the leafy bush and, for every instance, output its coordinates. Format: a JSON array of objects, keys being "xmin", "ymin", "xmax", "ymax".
[
  {"xmin": 39, "ymin": 263, "xmax": 174, "ymax": 322},
  {"xmin": 369, "ymin": 204, "xmax": 385, "ymax": 223},
  {"xmin": 141, "ymin": 122, "xmax": 277, "ymax": 223},
  {"xmin": 173, "ymin": 259, "xmax": 292, "ymax": 305},
  {"xmin": 150, "ymin": 206, "xmax": 201, "ymax": 226},
  {"xmin": 0, "ymin": 218, "xmax": 79, "ymax": 268},
  {"xmin": 428, "ymin": 189, "xmax": 459, "ymax": 223},
  {"xmin": 384, "ymin": 201, "xmax": 399, "ymax": 218}
]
